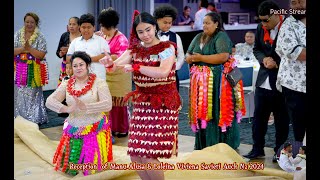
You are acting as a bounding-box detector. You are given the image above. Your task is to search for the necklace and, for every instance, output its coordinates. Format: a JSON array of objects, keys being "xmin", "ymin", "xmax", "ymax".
[
  {"xmin": 106, "ymin": 29, "xmax": 118, "ymax": 45},
  {"xmin": 20, "ymin": 27, "xmax": 39, "ymax": 46},
  {"xmin": 67, "ymin": 73, "xmax": 96, "ymax": 97}
]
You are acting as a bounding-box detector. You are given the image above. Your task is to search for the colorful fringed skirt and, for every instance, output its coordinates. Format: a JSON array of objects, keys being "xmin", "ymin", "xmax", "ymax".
[
  {"xmin": 189, "ymin": 63, "xmax": 246, "ymax": 150},
  {"xmin": 53, "ymin": 115, "xmax": 113, "ymax": 176},
  {"xmin": 14, "ymin": 53, "xmax": 49, "ymax": 88},
  {"xmin": 126, "ymin": 83, "xmax": 181, "ymax": 159}
]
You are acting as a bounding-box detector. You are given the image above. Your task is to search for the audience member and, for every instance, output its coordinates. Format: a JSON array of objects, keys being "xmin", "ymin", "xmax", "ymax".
[
  {"xmin": 98, "ymin": 7, "xmax": 131, "ymax": 139},
  {"xmin": 14, "ymin": 12, "xmax": 49, "ymax": 125},
  {"xmin": 185, "ymin": 12, "xmax": 246, "ymax": 150},
  {"xmin": 243, "ymin": 0, "xmax": 290, "ymax": 163},
  {"xmin": 153, "ymin": 4, "xmax": 185, "ymax": 92},
  {"xmin": 66, "ymin": 13, "xmax": 110, "ymax": 80},
  {"xmin": 233, "ymin": 31, "xmax": 255, "ymax": 60},
  {"xmin": 177, "ymin": 6, "xmax": 194, "ymax": 25},
  {"xmin": 275, "ymin": 0, "xmax": 306, "ymax": 143},
  {"xmin": 99, "ymin": 11, "xmax": 181, "ymax": 180},
  {"xmin": 56, "ymin": 16, "xmax": 81, "ymax": 86},
  {"xmin": 207, "ymin": 2, "xmax": 218, "ymax": 12},
  {"xmin": 46, "ymin": 51, "xmax": 113, "ymax": 176},
  {"xmin": 192, "ymin": 0, "xmax": 211, "ymax": 30}
]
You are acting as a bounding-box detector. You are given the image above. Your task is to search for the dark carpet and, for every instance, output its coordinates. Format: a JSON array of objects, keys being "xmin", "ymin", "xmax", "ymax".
[{"xmin": 41, "ymin": 86, "xmax": 295, "ymax": 148}]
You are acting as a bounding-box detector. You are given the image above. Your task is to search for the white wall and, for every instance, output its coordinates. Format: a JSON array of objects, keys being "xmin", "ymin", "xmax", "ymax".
[{"xmin": 14, "ymin": 0, "xmax": 94, "ymax": 90}]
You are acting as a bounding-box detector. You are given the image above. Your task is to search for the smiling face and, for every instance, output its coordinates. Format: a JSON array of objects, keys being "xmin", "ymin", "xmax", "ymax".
[
  {"xmin": 157, "ymin": 17, "xmax": 173, "ymax": 32},
  {"xmin": 136, "ymin": 22, "xmax": 157, "ymax": 45},
  {"xmin": 80, "ymin": 23, "xmax": 95, "ymax": 40},
  {"xmin": 72, "ymin": 57, "xmax": 88, "ymax": 78},
  {"xmin": 203, "ymin": 15, "xmax": 218, "ymax": 36},
  {"xmin": 24, "ymin": 16, "xmax": 37, "ymax": 33}
]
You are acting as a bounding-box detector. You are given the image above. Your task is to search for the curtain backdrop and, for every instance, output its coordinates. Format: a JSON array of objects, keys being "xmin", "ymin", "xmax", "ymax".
[{"xmin": 94, "ymin": 0, "xmax": 152, "ymax": 38}]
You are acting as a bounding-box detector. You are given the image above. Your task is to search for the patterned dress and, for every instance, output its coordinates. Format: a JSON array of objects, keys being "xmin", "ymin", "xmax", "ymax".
[
  {"xmin": 46, "ymin": 75, "xmax": 113, "ymax": 176},
  {"xmin": 126, "ymin": 41, "xmax": 181, "ymax": 159},
  {"xmin": 14, "ymin": 28, "xmax": 49, "ymax": 124}
]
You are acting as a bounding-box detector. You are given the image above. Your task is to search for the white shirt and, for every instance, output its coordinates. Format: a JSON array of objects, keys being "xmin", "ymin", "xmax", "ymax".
[
  {"xmin": 291, "ymin": 154, "xmax": 306, "ymax": 168},
  {"xmin": 158, "ymin": 31, "xmax": 185, "ymax": 70},
  {"xmin": 276, "ymin": 15, "xmax": 306, "ymax": 93},
  {"xmin": 67, "ymin": 34, "xmax": 110, "ymax": 80},
  {"xmin": 259, "ymin": 21, "xmax": 281, "ymax": 90},
  {"xmin": 193, "ymin": 8, "xmax": 210, "ymax": 30},
  {"xmin": 278, "ymin": 153, "xmax": 297, "ymax": 173}
]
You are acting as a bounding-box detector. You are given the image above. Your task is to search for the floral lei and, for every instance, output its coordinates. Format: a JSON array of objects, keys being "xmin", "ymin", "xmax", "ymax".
[
  {"xmin": 67, "ymin": 73, "xmax": 96, "ymax": 97},
  {"xmin": 20, "ymin": 27, "xmax": 39, "ymax": 46}
]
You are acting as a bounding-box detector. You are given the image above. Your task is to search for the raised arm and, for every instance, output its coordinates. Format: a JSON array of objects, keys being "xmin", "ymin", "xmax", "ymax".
[
  {"xmin": 123, "ymin": 45, "xmax": 176, "ymax": 79},
  {"xmin": 45, "ymin": 81, "xmax": 67, "ymax": 113}
]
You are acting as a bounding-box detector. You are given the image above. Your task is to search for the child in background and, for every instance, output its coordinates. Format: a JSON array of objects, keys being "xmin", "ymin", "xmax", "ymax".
[
  {"xmin": 58, "ymin": 63, "xmax": 73, "ymax": 117},
  {"xmin": 63, "ymin": 62, "xmax": 73, "ymax": 81}
]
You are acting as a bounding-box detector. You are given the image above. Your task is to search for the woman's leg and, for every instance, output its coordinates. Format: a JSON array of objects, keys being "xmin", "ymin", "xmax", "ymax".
[
  {"xmin": 141, "ymin": 158, "xmax": 164, "ymax": 180},
  {"xmin": 130, "ymin": 156, "xmax": 150, "ymax": 180}
]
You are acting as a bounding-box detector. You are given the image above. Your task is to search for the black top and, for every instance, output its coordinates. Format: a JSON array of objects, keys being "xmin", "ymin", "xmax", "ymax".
[
  {"xmin": 253, "ymin": 22, "xmax": 283, "ymax": 91},
  {"xmin": 56, "ymin": 31, "xmax": 70, "ymax": 60}
]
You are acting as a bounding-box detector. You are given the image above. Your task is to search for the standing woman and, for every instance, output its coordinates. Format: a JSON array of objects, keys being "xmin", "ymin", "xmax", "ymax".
[
  {"xmin": 100, "ymin": 11, "xmax": 181, "ymax": 180},
  {"xmin": 56, "ymin": 16, "xmax": 81, "ymax": 86},
  {"xmin": 14, "ymin": 12, "xmax": 49, "ymax": 125},
  {"xmin": 185, "ymin": 12, "xmax": 246, "ymax": 150},
  {"xmin": 46, "ymin": 51, "xmax": 113, "ymax": 176},
  {"xmin": 98, "ymin": 8, "xmax": 131, "ymax": 138}
]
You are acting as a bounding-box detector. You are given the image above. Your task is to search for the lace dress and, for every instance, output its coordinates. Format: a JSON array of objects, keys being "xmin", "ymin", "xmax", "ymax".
[{"xmin": 46, "ymin": 76, "xmax": 113, "ymax": 176}]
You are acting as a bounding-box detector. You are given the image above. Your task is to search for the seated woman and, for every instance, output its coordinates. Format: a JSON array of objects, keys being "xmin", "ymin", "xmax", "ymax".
[{"xmin": 45, "ymin": 51, "xmax": 113, "ymax": 176}]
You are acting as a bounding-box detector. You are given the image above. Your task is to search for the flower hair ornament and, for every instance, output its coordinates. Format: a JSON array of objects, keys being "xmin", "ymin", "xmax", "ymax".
[{"xmin": 128, "ymin": 10, "xmax": 140, "ymax": 50}]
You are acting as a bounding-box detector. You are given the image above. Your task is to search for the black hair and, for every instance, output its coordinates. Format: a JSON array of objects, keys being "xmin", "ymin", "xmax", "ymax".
[
  {"xmin": 184, "ymin": 6, "xmax": 191, "ymax": 11},
  {"xmin": 133, "ymin": 12, "xmax": 159, "ymax": 41},
  {"xmin": 69, "ymin": 16, "xmax": 80, "ymax": 25},
  {"xmin": 301, "ymin": 146, "xmax": 306, "ymax": 155},
  {"xmin": 153, "ymin": 4, "xmax": 178, "ymax": 21},
  {"xmin": 283, "ymin": 142, "xmax": 292, "ymax": 149},
  {"xmin": 208, "ymin": 2, "xmax": 215, "ymax": 8},
  {"xmin": 205, "ymin": 11, "xmax": 224, "ymax": 34},
  {"xmin": 258, "ymin": 0, "xmax": 280, "ymax": 16},
  {"xmin": 24, "ymin": 12, "xmax": 40, "ymax": 27},
  {"xmin": 98, "ymin": 7, "xmax": 120, "ymax": 29},
  {"xmin": 79, "ymin": 13, "xmax": 95, "ymax": 26},
  {"xmin": 70, "ymin": 51, "xmax": 92, "ymax": 66},
  {"xmin": 200, "ymin": 0, "xmax": 209, "ymax": 8}
]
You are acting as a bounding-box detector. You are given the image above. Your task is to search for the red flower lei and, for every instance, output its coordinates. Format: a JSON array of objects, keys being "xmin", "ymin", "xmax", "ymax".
[{"xmin": 67, "ymin": 73, "xmax": 96, "ymax": 97}]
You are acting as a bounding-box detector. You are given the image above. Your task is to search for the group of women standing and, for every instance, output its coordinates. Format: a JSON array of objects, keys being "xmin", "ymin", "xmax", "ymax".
[{"xmin": 14, "ymin": 8, "xmax": 245, "ymax": 180}]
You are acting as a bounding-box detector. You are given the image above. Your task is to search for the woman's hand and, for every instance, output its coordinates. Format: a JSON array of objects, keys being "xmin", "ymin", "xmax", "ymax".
[
  {"xmin": 185, "ymin": 53, "xmax": 202, "ymax": 64},
  {"xmin": 24, "ymin": 40, "xmax": 31, "ymax": 52},
  {"xmin": 185, "ymin": 53, "xmax": 193, "ymax": 64},
  {"xmin": 73, "ymin": 96, "xmax": 87, "ymax": 111},
  {"xmin": 99, "ymin": 49, "xmax": 113, "ymax": 67},
  {"xmin": 191, "ymin": 53, "xmax": 201, "ymax": 62}
]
